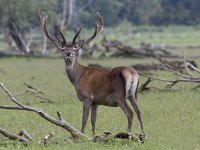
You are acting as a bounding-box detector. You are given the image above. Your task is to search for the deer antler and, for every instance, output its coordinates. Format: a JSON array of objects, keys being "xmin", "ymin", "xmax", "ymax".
[
  {"xmin": 83, "ymin": 12, "xmax": 103, "ymax": 44},
  {"xmin": 72, "ymin": 12, "xmax": 103, "ymax": 45},
  {"xmin": 38, "ymin": 11, "xmax": 66, "ymax": 50},
  {"xmin": 54, "ymin": 25, "xmax": 67, "ymax": 45},
  {"xmin": 72, "ymin": 27, "xmax": 82, "ymax": 45}
]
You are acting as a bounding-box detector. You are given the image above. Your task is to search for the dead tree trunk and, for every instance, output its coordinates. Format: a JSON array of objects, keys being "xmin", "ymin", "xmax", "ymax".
[
  {"xmin": 3, "ymin": 29, "xmax": 17, "ymax": 51},
  {"xmin": 61, "ymin": 0, "xmax": 68, "ymax": 31},
  {"xmin": 8, "ymin": 22, "xmax": 33, "ymax": 54},
  {"xmin": 67, "ymin": 0, "xmax": 77, "ymax": 27}
]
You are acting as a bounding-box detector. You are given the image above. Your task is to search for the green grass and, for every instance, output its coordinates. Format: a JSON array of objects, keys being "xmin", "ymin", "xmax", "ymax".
[
  {"xmin": 105, "ymin": 25, "xmax": 200, "ymax": 46},
  {"xmin": 0, "ymin": 57, "xmax": 200, "ymax": 150}
]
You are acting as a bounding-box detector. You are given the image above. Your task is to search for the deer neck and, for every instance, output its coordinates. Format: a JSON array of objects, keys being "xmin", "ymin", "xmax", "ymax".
[{"xmin": 65, "ymin": 57, "xmax": 85, "ymax": 85}]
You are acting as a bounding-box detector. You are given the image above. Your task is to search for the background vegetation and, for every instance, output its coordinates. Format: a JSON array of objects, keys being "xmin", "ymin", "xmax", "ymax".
[{"xmin": 1, "ymin": 0, "xmax": 200, "ymax": 30}]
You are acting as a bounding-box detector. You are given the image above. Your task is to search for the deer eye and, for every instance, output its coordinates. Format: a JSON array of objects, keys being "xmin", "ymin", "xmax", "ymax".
[{"xmin": 73, "ymin": 45, "xmax": 79, "ymax": 50}]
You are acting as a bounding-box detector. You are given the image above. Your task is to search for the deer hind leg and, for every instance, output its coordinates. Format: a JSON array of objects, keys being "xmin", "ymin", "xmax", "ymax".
[
  {"xmin": 117, "ymin": 100, "xmax": 133, "ymax": 133},
  {"xmin": 129, "ymin": 80, "xmax": 144, "ymax": 133}
]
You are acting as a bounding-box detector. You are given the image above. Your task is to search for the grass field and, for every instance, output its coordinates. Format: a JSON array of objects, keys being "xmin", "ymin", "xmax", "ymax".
[
  {"xmin": 0, "ymin": 56, "xmax": 200, "ymax": 150},
  {"xmin": 0, "ymin": 26, "xmax": 200, "ymax": 149}
]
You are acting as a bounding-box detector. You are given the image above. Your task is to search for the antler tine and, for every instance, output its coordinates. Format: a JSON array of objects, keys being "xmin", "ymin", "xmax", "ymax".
[
  {"xmin": 83, "ymin": 12, "xmax": 103, "ymax": 44},
  {"xmin": 72, "ymin": 27, "xmax": 82, "ymax": 45},
  {"xmin": 55, "ymin": 25, "xmax": 67, "ymax": 45},
  {"xmin": 38, "ymin": 11, "xmax": 64, "ymax": 50}
]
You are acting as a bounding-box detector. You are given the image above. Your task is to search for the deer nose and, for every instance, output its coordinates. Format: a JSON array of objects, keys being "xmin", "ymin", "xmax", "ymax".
[{"xmin": 66, "ymin": 52, "xmax": 71, "ymax": 57}]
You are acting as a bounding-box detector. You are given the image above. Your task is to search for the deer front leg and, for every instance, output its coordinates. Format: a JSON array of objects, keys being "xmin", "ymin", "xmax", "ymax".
[
  {"xmin": 91, "ymin": 104, "xmax": 98, "ymax": 136},
  {"xmin": 81, "ymin": 101, "xmax": 92, "ymax": 133}
]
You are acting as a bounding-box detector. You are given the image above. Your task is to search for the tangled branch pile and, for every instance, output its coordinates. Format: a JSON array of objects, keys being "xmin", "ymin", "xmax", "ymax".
[{"xmin": 139, "ymin": 61, "xmax": 200, "ymax": 92}]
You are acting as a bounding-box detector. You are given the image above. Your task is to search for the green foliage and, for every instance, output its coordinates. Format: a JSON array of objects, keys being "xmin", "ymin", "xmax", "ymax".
[
  {"xmin": 75, "ymin": 0, "xmax": 200, "ymax": 26},
  {"xmin": 1, "ymin": 0, "xmax": 200, "ymax": 31},
  {"xmin": 152, "ymin": 0, "xmax": 200, "ymax": 25},
  {"xmin": 82, "ymin": 0, "xmax": 125, "ymax": 27},
  {"xmin": 0, "ymin": 0, "xmax": 54, "ymax": 29}
]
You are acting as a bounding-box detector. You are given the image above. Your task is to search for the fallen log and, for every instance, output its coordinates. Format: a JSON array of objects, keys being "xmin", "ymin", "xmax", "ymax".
[
  {"xmin": 0, "ymin": 51, "xmax": 62, "ymax": 58},
  {"xmin": 102, "ymin": 38, "xmax": 180, "ymax": 59},
  {"xmin": 141, "ymin": 41, "xmax": 200, "ymax": 50},
  {"xmin": 88, "ymin": 59, "xmax": 198, "ymax": 72},
  {"xmin": 132, "ymin": 60, "xmax": 197, "ymax": 71},
  {"xmin": 139, "ymin": 62, "xmax": 200, "ymax": 92}
]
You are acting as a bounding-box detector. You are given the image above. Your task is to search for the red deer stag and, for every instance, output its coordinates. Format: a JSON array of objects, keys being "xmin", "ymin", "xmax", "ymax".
[{"xmin": 38, "ymin": 11, "xmax": 144, "ymax": 135}]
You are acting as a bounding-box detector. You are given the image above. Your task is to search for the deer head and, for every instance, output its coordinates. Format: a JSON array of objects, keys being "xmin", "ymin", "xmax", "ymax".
[{"xmin": 38, "ymin": 11, "xmax": 103, "ymax": 65}]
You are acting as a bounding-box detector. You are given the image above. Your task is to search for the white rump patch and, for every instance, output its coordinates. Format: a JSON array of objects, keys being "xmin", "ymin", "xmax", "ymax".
[
  {"xmin": 130, "ymin": 80, "xmax": 138, "ymax": 98},
  {"xmin": 126, "ymin": 74, "xmax": 132, "ymax": 98},
  {"xmin": 125, "ymin": 74, "xmax": 138, "ymax": 99}
]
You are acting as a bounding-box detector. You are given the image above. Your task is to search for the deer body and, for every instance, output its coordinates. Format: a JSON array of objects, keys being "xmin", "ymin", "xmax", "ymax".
[
  {"xmin": 38, "ymin": 11, "xmax": 144, "ymax": 135},
  {"xmin": 65, "ymin": 56, "xmax": 143, "ymax": 134},
  {"xmin": 66, "ymin": 62, "xmax": 138, "ymax": 107}
]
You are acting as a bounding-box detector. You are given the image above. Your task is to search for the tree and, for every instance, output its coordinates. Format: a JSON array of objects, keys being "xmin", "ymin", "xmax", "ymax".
[
  {"xmin": 78, "ymin": 0, "xmax": 124, "ymax": 27},
  {"xmin": 152, "ymin": 0, "xmax": 200, "ymax": 25},
  {"xmin": 0, "ymin": 0, "xmax": 54, "ymax": 53}
]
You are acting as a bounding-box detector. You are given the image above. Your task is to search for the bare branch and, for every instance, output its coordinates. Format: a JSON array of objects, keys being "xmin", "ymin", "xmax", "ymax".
[
  {"xmin": 61, "ymin": 0, "xmax": 67, "ymax": 30},
  {"xmin": 192, "ymin": 84, "xmax": 200, "ymax": 90},
  {"xmin": 78, "ymin": 0, "xmax": 93, "ymax": 13},
  {"xmin": 33, "ymin": 95, "xmax": 54, "ymax": 104},
  {"xmin": 0, "ymin": 83, "xmax": 33, "ymax": 109},
  {"xmin": 165, "ymin": 80, "xmax": 179, "ymax": 89},
  {"xmin": 0, "ymin": 82, "xmax": 87, "ymax": 140},
  {"xmin": 0, "ymin": 105, "xmax": 26, "ymax": 110},
  {"xmin": 42, "ymin": 34, "xmax": 47, "ymax": 54},
  {"xmin": 139, "ymin": 78, "xmax": 152, "ymax": 93},
  {"xmin": 23, "ymin": 82, "xmax": 44, "ymax": 94},
  {"xmin": 162, "ymin": 64, "xmax": 197, "ymax": 80},
  {"xmin": 0, "ymin": 127, "xmax": 31, "ymax": 142},
  {"xmin": 186, "ymin": 62, "xmax": 200, "ymax": 74},
  {"xmin": 57, "ymin": 111, "xmax": 65, "ymax": 121},
  {"xmin": 18, "ymin": 129, "xmax": 32, "ymax": 141},
  {"xmin": 183, "ymin": 50, "xmax": 195, "ymax": 77},
  {"xmin": 26, "ymin": 28, "xmax": 33, "ymax": 53},
  {"xmin": 139, "ymin": 70, "xmax": 200, "ymax": 89},
  {"xmin": 139, "ymin": 72, "xmax": 176, "ymax": 83}
]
